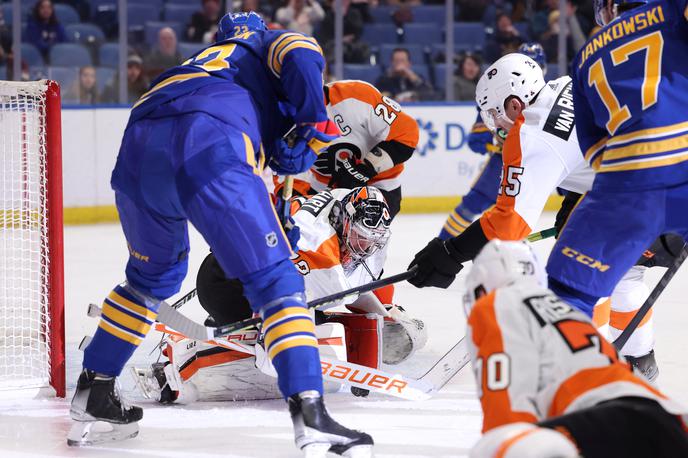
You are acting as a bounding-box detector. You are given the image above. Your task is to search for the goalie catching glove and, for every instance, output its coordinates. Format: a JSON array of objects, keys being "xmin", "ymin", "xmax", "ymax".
[{"xmin": 270, "ymin": 121, "xmax": 340, "ymax": 175}]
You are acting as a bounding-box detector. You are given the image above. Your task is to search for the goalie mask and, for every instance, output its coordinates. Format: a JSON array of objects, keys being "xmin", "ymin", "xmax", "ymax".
[
  {"xmin": 331, "ymin": 187, "xmax": 392, "ymax": 266},
  {"xmin": 463, "ymin": 240, "xmax": 546, "ymax": 315}
]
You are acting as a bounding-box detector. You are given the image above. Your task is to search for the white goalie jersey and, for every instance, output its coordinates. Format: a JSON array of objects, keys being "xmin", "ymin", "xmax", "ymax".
[{"xmin": 466, "ymin": 282, "xmax": 688, "ymax": 433}]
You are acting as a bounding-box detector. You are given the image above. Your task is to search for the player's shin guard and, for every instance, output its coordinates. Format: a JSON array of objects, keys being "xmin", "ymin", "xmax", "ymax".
[
  {"xmin": 261, "ymin": 295, "xmax": 323, "ymax": 398},
  {"xmin": 83, "ymin": 283, "xmax": 160, "ymax": 376}
]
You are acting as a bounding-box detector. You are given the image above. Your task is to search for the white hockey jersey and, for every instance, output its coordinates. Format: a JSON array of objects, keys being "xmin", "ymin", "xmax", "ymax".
[
  {"xmin": 291, "ymin": 188, "xmax": 386, "ymax": 306},
  {"xmin": 466, "ymin": 281, "xmax": 687, "ymax": 433},
  {"xmin": 300, "ymin": 80, "xmax": 419, "ymax": 193},
  {"xmin": 480, "ymin": 77, "xmax": 594, "ymax": 241}
]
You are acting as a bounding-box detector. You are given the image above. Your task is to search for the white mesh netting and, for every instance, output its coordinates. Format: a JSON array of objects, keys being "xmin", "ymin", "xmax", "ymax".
[{"xmin": 0, "ymin": 81, "xmax": 52, "ymax": 391}]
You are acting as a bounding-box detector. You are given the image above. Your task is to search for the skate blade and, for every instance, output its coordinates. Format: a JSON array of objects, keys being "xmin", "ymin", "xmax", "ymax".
[
  {"xmin": 67, "ymin": 420, "xmax": 139, "ymax": 446},
  {"xmin": 301, "ymin": 442, "xmax": 331, "ymax": 458}
]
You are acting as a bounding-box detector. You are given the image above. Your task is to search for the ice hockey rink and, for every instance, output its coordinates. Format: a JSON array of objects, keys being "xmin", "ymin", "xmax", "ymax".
[{"xmin": 1, "ymin": 212, "xmax": 687, "ymax": 458}]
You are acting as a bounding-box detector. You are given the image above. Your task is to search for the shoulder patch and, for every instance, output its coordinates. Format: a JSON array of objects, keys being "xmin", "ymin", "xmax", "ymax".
[
  {"xmin": 543, "ymin": 81, "xmax": 575, "ymax": 141},
  {"xmin": 299, "ymin": 191, "xmax": 334, "ymax": 217}
]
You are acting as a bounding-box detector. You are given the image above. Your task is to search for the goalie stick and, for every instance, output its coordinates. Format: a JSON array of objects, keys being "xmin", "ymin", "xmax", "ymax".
[
  {"xmin": 613, "ymin": 243, "xmax": 688, "ymax": 351},
  {"xmin": 153, "ymin": 324, "xmax": 435, "ymax": 401}
]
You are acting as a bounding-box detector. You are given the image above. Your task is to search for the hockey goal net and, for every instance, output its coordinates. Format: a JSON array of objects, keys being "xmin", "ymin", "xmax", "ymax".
[{"xmin": 0, "ymin": 80, "xmax": 65, "ymax": 397}]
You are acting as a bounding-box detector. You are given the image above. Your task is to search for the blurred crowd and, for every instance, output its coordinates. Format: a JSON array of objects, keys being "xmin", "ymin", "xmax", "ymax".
[{"xmin": 0, "ymin": 0, "xmax": 598, "ymax": 104}]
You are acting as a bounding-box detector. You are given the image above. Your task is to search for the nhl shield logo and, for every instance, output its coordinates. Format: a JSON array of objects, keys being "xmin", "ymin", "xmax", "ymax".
[{"xmin": 266, "ymin": 232, "xmax": 278, "ymax": 248}]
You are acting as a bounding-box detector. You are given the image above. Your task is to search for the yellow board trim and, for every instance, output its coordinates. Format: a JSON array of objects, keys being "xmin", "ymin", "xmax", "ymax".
[
  {"xmin": 268, "ymin": 336, "xmax": 318, "ymax": 360},
  {"xmin": 61, "ymin": 195, "xmax": 565, "ymax": 225},
  {"xmin": 98, "ymin": 320, "xmax": 143, "ymax": 346}
]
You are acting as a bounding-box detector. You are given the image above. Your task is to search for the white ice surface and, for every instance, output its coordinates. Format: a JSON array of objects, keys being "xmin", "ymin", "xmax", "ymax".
[{"xmin": 1, "ymin": 213, "xmax": 687, "ymax": 457}]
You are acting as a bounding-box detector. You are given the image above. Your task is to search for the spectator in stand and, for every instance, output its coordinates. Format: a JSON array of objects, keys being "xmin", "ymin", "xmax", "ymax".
[
  {"xmin": 531, "ymin": 0, "xmax": 592, "ymax": 42},
  {"xmin": 275, "ymin": 0, "xmax": 325, "ymax": 36},
  {"xmin": 187, "ymin": 0, "xmax": 222, "ymax": 43},
  {"xmin": 65, "ymin": 65, "xmax": 99, "ymax": 104},
  {"xmin": 457, "ymin": 0, "xmax": 488, "ymax": 21},
  {"xmin": 375, "ymin": 47, "xmax": 434, "ymax": 102},
  {"xmin": 541, "ymin": 4, "xmax": 587, "ymax": 65},
  {"xmin": 484, "ymin": 13, "xmax": 523, "ymax": 63},
  {"xmin": 317, "ymin": 0, "xmax": 369, "ymax": 63},
  {"xmin": 453, "ymin": 53, "xmax": 481, "ymax": 101},
  {"xmin": 26, "ymin": 0, "xmax": 66, "ymax": 60},
  {"xmin": 102, "ymin": 54, "xmax": 150, "ymax": 104},
  {"xmin": 145, "ymin": 27, "xmax": 183, "ymax": 80},
  {"xmin": 239, "ymin": 0, "xmax": 273, "ymax": 23}
]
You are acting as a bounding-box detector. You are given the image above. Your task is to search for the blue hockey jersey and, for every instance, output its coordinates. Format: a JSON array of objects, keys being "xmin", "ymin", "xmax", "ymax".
[
  {"xmin": 129, "ymin": 30, "xmax": 327, "ymax": 158},
  {"xmin": 572, "ymin": 0, "xmax": 688, "ymax": 191}
]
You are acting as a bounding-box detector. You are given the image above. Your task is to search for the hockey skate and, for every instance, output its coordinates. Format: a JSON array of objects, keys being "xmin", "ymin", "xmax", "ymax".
[
  {"xmin": 67, "ymin": 369, "xmax": 143, "ymax": 446},
  {"xmin": 626, "ymin": 350, "xmax": 659, "ymax": 383},
  {"xmin": 289, "ymin": 390, "xmax": 374, "ymax": 457}
]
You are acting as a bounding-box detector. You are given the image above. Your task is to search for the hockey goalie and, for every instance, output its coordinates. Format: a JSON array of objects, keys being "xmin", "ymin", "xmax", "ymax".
[{"xmin": 133, "ymin": 186, "xmax": 427, "ymax": 403}]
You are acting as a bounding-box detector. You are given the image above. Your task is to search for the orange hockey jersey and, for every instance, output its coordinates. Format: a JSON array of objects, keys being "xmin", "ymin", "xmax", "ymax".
[{"xmin": 466, "ymin": 281, "xmax": 687, "ymax": 433}]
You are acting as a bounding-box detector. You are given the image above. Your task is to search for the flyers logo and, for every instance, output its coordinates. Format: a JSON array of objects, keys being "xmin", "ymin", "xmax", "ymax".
[{"xmin": 487, "ymin": 68, "xmax": 498, "ymax": 79}]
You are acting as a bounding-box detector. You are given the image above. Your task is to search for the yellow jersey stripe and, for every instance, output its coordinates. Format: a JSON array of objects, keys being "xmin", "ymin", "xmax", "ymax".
[
  {"xmin": 108, "ymin": 291, "xmax": 157, "ymax": 321},
  {"xmin": 99, "ymin": 320, "xmax": 143, "ymax": 346},
  {"xmin": 264, "ymin": 318, "xmax": 316, "ymax": 349},
  {"xmin": 606, "ymin": 120, "xmax": 688, "ymax": 147},
  {"xmin": 602, "ymin": 134, "xmax": 688, "ymax": 161},
  {"xmin": 268, "ymin": 335, "xmax": 318, "ymax": 360},
  {"xmin": 273, "ymin": 41, "xmax": 322, "ymax": 75},
  {"xmin": 134, "ymin": 72, "xmax": 209, "ymax": 108},
  {"xmin": 267, "ymin": 33, "xmax": 302, "ymax": 75},
  {"xmin": 584, "ymin": 136, "xmax": 609, "ymax": 161},
  {"xmin": 262, "ymin": 306, "xmax": 311, "ymax": 330},
  {"xmin": 598, "ymin": 150, "xmax": 688, "ymax": 172},
  {"xmin": 102, "ymin": 303, "xmax": 152, "ymax": 335}
]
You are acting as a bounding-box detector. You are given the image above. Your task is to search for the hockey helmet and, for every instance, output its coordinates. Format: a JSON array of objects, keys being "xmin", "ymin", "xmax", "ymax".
[
  {"xmin": 517, "ymin": 42, "xmax": 547, "ymax": 75},
  {"xmin": 475, "ymin": 53, "xmax": 545, "ymax": 133},
  {"xmin": 594, "ymin": 0, "xmax": 648, "ymax": 26},
  {"xmin": 217, "ymin": 11, "xmax": 267, "ymax": 41},
  {"xmin": 332, "ymin": 187, "xmax": 392, "ymax": 264},
  {"xmin": 463, "ymin": 240, "xmax": 546, "ymax": 314}
]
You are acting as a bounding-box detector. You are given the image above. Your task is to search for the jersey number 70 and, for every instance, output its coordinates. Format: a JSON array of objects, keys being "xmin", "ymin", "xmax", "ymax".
[{"xmin": 587, "ymin": 30, "xmax": 664, "ymax": 135}]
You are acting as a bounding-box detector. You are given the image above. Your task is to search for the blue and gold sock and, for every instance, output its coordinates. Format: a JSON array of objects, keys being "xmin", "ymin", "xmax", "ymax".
[
  {"xmin": 439, "ymin": 205, "xmax": 474, "ymax": 239},
  {"xmin": 83, "ymin": 284, "xmax": 159, "ymax": 376},
  {"xmin": 261, "ymin": 295, "xmax": 323, "ymax": 398}
]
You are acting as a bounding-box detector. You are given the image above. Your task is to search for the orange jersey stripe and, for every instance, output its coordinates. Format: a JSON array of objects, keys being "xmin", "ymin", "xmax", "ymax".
[
  {"xmin": 495, "ymin": 428, "xmax": 538, "ymax": 458},
  {"xmin": 479, "ymin": 115, "xmax": 531, "ymax": 241},
  {"xmin": 386, "ymin": 110, "xmax": 419, "ymax": 149},
  {"xmin": 369, "ymin": 163, "xmax": 404, "ymax": 182},
  {"xmin": 293, "ymin": 233, "xmax": 341, "ymax": 270},
  {"xmin": 548, "ymin": 364, "xmax": 666, "ymax": 418},
  {"xmin": 469, "ymin": 291, "xmax": 539, "ymax": 432},
  {"xmin": 609, "ymin": 308, "xmax": 653, "ymax": 330},
  {"xmin": 179, "ymin": 349, "xmax": 251, "ymax": 381}
]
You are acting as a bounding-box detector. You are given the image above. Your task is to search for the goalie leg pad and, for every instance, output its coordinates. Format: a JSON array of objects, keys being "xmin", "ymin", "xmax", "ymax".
[{"xmin": 326, "ymin": 313, "xmax": 382, "ymax": 369}]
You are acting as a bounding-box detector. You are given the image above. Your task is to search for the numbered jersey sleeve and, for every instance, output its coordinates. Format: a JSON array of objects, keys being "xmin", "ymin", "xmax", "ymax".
[
  {"xmin": 479, "ymin": 115, "xmax": 569, "ymax": 240},
  {"xmin": 466, "ymin": 289, "xmax": 541, "ymax": 432}
]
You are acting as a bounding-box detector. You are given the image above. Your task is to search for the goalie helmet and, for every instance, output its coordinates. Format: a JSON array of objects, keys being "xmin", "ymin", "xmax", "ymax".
[
  {"xmin": 217, "ymin": 11, "xmax": 267, "ymax": 41},
  {"xmin": 463, "ymin": 240, "xmax": 546, "ymax": 314},
  {"xmin": 331, "ymin": 187, "xmax": 392, "ymax": 265},
  {"xmin": 475, "ymin": 53, "xmax": 545, "ymax": 132}
]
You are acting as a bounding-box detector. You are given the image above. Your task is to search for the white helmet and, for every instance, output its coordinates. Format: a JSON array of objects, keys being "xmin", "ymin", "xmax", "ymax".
[
  {"xmin": 463, "ymin": 240, "xmax": 546, "ymax": 313},
  {"xmin": 475, "ymin": 53, "xmax": 546, "ymax": 132}
]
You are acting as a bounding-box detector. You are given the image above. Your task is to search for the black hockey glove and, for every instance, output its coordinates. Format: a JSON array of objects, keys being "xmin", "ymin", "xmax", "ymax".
[
  {"xmin": 407, "ymin": 238, "xmax": 464, "ymax": 288},
  {"xmin": 554, "ymin": 191, "xmax": 582, "ymax": 237},
  {"xmin": 637, "ymin": 233, "xmax": 685, "ymax": 268},
  {"xmin": 333, "ymin": 156, "xmax": 376, "ymax": 189}
]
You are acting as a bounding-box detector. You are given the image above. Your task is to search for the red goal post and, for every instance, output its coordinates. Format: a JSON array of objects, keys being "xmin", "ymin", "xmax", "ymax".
[{"xmin": 0, "ymin": 80, "xmax": 65, "ymax": 398}]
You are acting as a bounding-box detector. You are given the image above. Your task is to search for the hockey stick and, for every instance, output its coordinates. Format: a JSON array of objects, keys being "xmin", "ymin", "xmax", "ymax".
[
  {"xmin": 613, "ymin": 243, "xmax": 688, "ymax": 351},
  {"xmin": 527, "ymin": 227, "xmax": 556, "ymax": 242}
]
